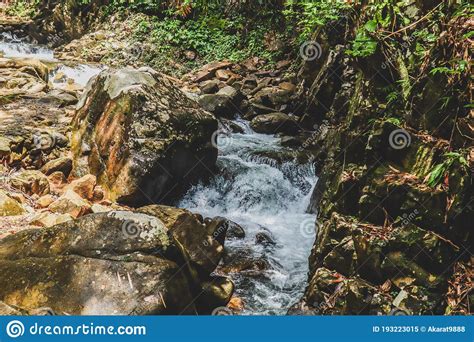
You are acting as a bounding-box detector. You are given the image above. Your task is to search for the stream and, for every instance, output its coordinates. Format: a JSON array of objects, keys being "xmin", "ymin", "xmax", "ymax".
[
  {"xmin": 1, "ymin": 34, "xmax": 317, "ymax": 315},
  {"xmin": 179, "ymin": 120, "xmax": 317, "ymax": 315},
  {"xmin": 0, "ymin": 32, "xmax": 104, "ymax": 88}
]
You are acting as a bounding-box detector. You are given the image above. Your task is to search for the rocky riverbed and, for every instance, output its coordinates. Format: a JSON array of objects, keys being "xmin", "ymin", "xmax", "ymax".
[{"xmin": 0, "ymin": 1, "xmax": 472, "ymax": 316}]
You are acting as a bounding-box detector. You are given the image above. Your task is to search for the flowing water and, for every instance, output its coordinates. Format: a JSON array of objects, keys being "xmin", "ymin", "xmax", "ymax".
[
  {"xmin": 179, "ymin": 120, "xmax": 317, "ymax": 315},
  {"xmin": 0, "ymin": 32, "xmax": 104, "ymax": 87},
  {"xmin": 0, "ymin": 32, "xmax": 55, "ymax": 60},
  {"xmin": 1, "ymin": 33, "xmax": 318, "ymax": 315}
]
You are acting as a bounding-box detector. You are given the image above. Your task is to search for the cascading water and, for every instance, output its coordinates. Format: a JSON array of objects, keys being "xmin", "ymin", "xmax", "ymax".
[
  {"xmin": 0, "ymin": 32, "xmax": 55, "ymax": 60},
  {"xmin": 0, "ymin": 33, "xmax": 104, "ymax": 86},
  {"xmin": 179, "ymin": 120, "xmax": 318, "ymax": 315},
  {"xmin": 1, "ymin": 32, "xmax": 318, "ymax": 314}
]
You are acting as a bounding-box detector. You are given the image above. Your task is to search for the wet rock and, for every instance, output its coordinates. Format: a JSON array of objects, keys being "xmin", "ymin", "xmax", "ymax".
[
  {"xmin": 71, "ymin": 67, "xmax": 218, "ymax": 206},
  {"xmin": 219, "ymin": 118, "xmax": 245, "ymax": 134},
  {"xmin": 220, "ymin": 248, "xmax": 272, "ymax": 276},
  {"xmin": 137, "ymin": 205, "xmax": 226, "ymax": 275},
  {"xmin": 40, "ymin": 157, "xmax": 73, "ymax": 177},
  {"xmin": 204, "ymin": 216, "xmax": 229, "ymax": 246},
  {"xmin": 0, "ymin": 190, "xmax": 25, "ymax": 216},
  {"xmin": 226, "ymin": 220, "xmax": 246, "ymax": 239},
  {"xmin": 246, "ymin": 102, "xmax": 278, "ymax": 117},
  {"xmin": 228, "ymin": 297, "xmax": 244, "ymax": 312},
  {"xmin": 9, "ymin": 170, "xmax": 50, "ymax": 196},
  {"xmin": 255, "ymin": 231, "xmax": 276, "ymax": 246},
  {"xmin": 198, "ymin": 276, "xmax": 234, "ymax": 310},
  {"xmin": 250, "ymin": 112, "xmax": 299, "ymax": 135}
]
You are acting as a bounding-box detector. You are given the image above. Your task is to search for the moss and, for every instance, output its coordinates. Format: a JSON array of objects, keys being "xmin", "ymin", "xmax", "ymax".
[{"xmin": 409, "ymin": 144, "xmax": 436, "ymax": 178}]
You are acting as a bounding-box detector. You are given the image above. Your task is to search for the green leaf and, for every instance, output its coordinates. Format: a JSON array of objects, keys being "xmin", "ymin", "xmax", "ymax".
[
  {"xmin": 364, "ymin": 20, "xmax": 378, "ymax": 32},
  {"xmin": 427, "ymin": 163, "xmax": 447, "ymax": 187}
]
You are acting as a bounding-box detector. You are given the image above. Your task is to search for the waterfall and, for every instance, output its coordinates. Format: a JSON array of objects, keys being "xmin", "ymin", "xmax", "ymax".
[{"xmin": 179, "ymin": 119, "xmax": 317, "ymax": 314}]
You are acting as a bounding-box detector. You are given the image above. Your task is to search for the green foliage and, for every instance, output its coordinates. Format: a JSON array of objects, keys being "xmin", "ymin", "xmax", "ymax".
[
  {"xmin": 430, "ymin": 60, "xmax": 469, "ymax": 76},
  {"xmin": 130, "ymin": 12, "xmax": 284, "ymax": 73},
  {"xmin": 384, "ymin": 117, "xmax": 402, "ymax": 127},
  {"xmin": 386, "ymin": 91, "xmax": 399, "ymax": 105},
  {"xmin": 283, "ymin": 0, "xmax": 350, "ymax": 42},
  {"xmin": 346, "ymin": 0, "xmax": 423, "ymax": 58},
  {"xmin": 346, "ymin": 30, "xmax": 377, "ymax": 57},
  {"xmin": 427, "ymin": 152, "xmax": 468, "ymax": 187},
  {"xmin": 5, "ymin": 0, "xmax": 40, "ymax": 18}
]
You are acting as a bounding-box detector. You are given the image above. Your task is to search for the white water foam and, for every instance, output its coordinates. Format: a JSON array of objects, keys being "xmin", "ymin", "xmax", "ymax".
[
  {"xmin": 179, "ymin": 120, "xmax": 318, "ymax": 315},
  {"xmin": 1, "ymin": 34, "xmax": 104, "ymax": 86}
]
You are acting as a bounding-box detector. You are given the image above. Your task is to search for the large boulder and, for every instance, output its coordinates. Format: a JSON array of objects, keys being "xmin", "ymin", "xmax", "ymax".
[
  {"xmin": 0, "ymin": 207, "xmax": 233, "ymax": 315},
  {"xmin": 71, "ymin": 67, "xmax": 218, "ymax": 206}
]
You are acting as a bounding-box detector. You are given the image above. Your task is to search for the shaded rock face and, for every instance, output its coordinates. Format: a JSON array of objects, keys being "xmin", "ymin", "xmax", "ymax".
[
  {"xmin": 0, "ymin": 206, "xmax": 233, "ymax": 315},
  {"xmin": 294, "ymin": 4, "xmax": 472, "ymax": 315},
  {"xmin": 29, "ymin": 0, "xmax": 108, "ymax": 46},
  {"xmin": 71, "ymin": 67, "xmax": 218, "ymax": 206}
]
